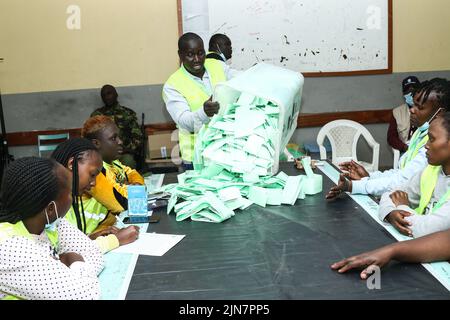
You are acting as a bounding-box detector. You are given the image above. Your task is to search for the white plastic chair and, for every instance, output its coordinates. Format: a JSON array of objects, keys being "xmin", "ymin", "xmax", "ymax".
[
  {"xmin": 316, "ymin": 119, "xmax": 380, "ymax": 172},
  {"xmin": 392, "ymin": 148, "xmax": 400, "ymax": 169}
]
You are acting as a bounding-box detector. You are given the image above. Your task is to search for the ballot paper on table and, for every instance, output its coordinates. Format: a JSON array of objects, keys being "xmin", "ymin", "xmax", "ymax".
[
  {"xmin": 300, "ymin": 156, "xmax": 323, "ymax": 195},
  {"xmin": 113, "ymin": 233, "xmax": 185, "ymax": 256}
]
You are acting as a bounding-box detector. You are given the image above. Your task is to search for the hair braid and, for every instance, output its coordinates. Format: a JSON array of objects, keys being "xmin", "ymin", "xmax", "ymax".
[{"xmin": 51, "ymin": 138, "xmax": 100, "ymax": 233}]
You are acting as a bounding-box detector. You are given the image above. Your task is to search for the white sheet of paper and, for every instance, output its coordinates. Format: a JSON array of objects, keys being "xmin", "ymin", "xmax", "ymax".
[
  {"xmin": 112, "ymin": 233, "xmax": 185, "ymax": 256},
  {"xmin": 237, "ymin": 92, "xmax": 256, "ymax": 105},
  {"xmin": 218, "ymin": 187, "xmax": 242, "ymax": 201},
  {"xmin": 282, "ymin": 176, "xmax": 303, "ymax": 205},
  {"xmin": 234, "ymin": 107, "xmax": 266, "ymax": 138},
  {"xmin": 245, "ymin": 134, "xmax": 265, "ymax": 156}
]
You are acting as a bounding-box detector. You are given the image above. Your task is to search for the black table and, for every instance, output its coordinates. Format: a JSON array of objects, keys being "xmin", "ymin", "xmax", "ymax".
[{"xmin": 126, "ymin": 163, "xmax": 450, "ymax": 299}]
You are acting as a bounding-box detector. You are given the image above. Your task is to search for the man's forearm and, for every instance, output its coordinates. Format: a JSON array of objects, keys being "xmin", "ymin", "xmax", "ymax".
[{"xmin": 391, "ymin": 230, "xmax": 450, "ymax": 263}]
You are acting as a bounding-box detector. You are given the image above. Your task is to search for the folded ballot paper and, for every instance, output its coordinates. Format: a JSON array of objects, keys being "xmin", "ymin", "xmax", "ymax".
[{"xmin": 153, "ymin": 63, "xmax": 323, "ymax": 223}]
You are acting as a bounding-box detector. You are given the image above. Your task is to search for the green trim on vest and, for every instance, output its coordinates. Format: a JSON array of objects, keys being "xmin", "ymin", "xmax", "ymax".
[
  {"xmin": 65, "ymin": 197, "xmax": 108, "ymax": 235},
  {"xmin": 1, "ymin": 295, "xmax": 21, "ymax": 300},
  {"xmin": 416, "ymin": 165, "xmax": 441, "ymax": 215},
  {"xmin": 400, "ymin": 129, "xmax": 428, "ymax": 169},
  {"xmin": 164, "ymin": 60, "xmax": 226, "ymax": 162}
]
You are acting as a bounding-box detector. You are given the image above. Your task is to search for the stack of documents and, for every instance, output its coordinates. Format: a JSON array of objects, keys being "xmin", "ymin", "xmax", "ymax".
[{"xmin": 154, "ymin": 93, "xmax": 322, "ymax": 223}]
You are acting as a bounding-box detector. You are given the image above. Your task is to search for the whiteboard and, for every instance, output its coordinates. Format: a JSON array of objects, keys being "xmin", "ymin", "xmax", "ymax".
[{"xmin": 180, "ymin": 0, "xmax": 391, "ymax": 75}]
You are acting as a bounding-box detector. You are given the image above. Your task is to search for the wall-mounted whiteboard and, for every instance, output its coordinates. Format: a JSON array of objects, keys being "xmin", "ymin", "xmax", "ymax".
[{"xmin": 179, "ymin": 0, "xmax": 392, "ymax": 76}]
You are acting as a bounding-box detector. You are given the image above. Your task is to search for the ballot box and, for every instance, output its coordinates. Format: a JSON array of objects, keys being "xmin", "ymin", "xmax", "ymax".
[{"xmin": 194, "ymin": 63, "xmax": 304, "ymax": 175}]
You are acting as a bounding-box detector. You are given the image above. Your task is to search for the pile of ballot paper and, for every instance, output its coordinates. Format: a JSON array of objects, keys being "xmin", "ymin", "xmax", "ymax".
[
  {"xmin": 194, "ymin": 92, "xmax": 279, "ymax": 175},
  {"xmin": 155, "ymin": 93, "xmax": 322, "ymax": 223}
]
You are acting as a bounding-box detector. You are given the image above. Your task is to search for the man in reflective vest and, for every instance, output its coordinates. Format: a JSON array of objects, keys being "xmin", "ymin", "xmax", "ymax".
[
  {"xmin": 206, "ymin": 33, "xmax": 240, "ymax": 79},
  {"xmin": 206, "ymin": 33, "xmax": 232, "ymax": 63},
  {"xmin": 163, "ymin": 32, "xmax": 230, "ymax": 170}
]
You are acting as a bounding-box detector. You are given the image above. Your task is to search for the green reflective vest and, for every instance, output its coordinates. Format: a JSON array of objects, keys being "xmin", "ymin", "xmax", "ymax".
[
  {"xmin": 164, "ymin": 59, "xmax": 226, "ymax": 162},
  {"xmin": 400, "ymin": 128, "xmax": 428, "ymax": 169},
  {"xmin": 65, "ymin": 196, "xmax": 108, "ymax": 235},
  {"xmin": 416, "ymin": 165, "xmax": 450, "ymax": 215},
  {"xmin": 0, "ymin": 221, "xmax": 59, "ymax": 300}
]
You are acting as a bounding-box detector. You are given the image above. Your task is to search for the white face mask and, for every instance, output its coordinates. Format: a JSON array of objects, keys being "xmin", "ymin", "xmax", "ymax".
[
  {"xmin": 44, "ymin": 201, "xmax": 60, "ymax": 232},
  {"xmin": 216, "ymin": 44, "xmax": 227, "ymax": 62}
]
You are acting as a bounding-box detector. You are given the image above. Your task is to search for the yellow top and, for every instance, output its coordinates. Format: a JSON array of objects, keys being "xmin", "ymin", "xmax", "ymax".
[{"xmin": 89, "ymin": 160, "xmax": 144, "ymax": 214}]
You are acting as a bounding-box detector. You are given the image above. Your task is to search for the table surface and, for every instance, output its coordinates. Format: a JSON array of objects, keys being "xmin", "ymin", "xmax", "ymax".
[{"xmin": 125, "ymin": 163, "xmax": 450, "ymax": 299}]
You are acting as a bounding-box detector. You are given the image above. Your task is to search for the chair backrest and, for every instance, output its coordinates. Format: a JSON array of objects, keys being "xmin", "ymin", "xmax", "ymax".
[
  {"xmin": 38, "ymin": 133, "xmax": 70, "ymax": 157},
  {"xmin": 392, "ymin": 148, "xmax": 400, "ymax": 169},
  {"xmin": 316, "ymin": 119, "xmax": 379, "ymax": 168}
]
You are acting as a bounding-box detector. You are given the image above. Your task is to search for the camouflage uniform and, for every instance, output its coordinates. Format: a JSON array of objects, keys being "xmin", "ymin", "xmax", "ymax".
[{"xmin": 91, "ymin": 104, "xmax": 143, "ymax": 167}]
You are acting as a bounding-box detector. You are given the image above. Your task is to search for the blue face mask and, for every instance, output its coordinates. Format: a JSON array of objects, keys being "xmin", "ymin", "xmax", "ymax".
[
  {"xmin": 418, "ymin": 121, "xmax": 429, "ymax": 133},
  {"xmin": 404, "ymin": 93, "xmax": 414, "ymax": 107},
  {"xmin": 44, "ymin": 201, "xmax": 60, "ymax": 232}
]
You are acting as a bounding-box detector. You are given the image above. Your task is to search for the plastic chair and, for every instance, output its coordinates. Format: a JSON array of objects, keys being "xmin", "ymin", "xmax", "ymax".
[
  {"xmin": 316, "ymin": 119, "xmax": 380, "ymax": 172},
  {"xmin": 392, "ymin": 148, "xmax": 400, "ymax": 169},
  {"xmin": 38, "ymin": 133, "xmax": 70, "ymax": 157}
]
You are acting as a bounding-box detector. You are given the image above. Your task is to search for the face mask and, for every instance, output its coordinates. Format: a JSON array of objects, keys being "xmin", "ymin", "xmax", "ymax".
[
  {"xmin": 404, "ymin": 93, "xmax": 414, "ymax": 107},
  {"xmin": 44, "ymin": 201, "xmax": 60, "ymax": 232},
  {"xmin": 418, "ymin": 121, "xmax": 429, "ymax": 133},
  {"xmin": 418, "ymin": 107, "xmax": 443, "ymax": 133}
]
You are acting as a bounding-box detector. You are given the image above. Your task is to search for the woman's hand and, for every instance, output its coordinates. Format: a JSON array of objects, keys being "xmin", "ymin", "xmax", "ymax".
[
  {"xmin": 116, "ymin": 226, "xmax": 140, "ymax": 246},
  {"xmin": 88, "ymin": 226, "xmax": 120, "ymax": 240},
  {"xmin": 390, "ymin": 191, "xmax": 410, "ymax": 207},
  {"xmin": 386, "ymin": 210, "xmax": 413, "ymax": 236},
  {"xmin": 339, "ymin": 160, "xmax": 369, "ymax": 180},
  {"xmin": 326, "ymin": 173, "xmax": 352, "ymax": 200}
]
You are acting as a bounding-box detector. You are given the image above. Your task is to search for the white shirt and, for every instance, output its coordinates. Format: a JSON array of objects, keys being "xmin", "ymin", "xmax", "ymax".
[
  {"xmin": 162, "ymin": 64, "xmax": 232, "ymax": 134},
  {"xmin": 351, "ymin": 146, "xmax": 428, "ymax": 196},
  {"xmin": 378, "ymin": 168, "xmax": 450, "ymax": 238},
  {"xmin": 0, "ymin": 219, "xmax": 104, "ymax": 300}
]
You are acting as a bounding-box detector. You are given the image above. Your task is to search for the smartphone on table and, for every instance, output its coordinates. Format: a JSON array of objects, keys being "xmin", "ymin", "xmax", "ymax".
[{"xmin": 123, "ymin": 216, "xmax": 160, "ymax": 224}]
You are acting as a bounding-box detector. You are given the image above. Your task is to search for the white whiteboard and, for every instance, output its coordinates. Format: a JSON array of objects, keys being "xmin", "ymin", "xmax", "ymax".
[{"xmin": 181, "ymin": 0, "xmax": 391, "ymax": 75}]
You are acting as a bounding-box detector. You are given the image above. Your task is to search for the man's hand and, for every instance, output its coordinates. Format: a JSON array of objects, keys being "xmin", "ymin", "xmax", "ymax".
[
  {"xmin": 203, "ymin": 96, "xmax": 220, "ymax": 117},
  {"xmin": 339, "ymin": 160, "xmax": 369, "ymax": 180},
  {"xmin": 59, "ymin": 252, "xmax": 84, "ymax": 267},
  {"xmin": 116, "ymin": 226, "xmax": 140, "ymax": 246},
  {"xmin": 390, "ymin": 191, "xmax": 409, "ymax": 207},
  {"xmin": 326, "ymin": 173, "xmax": 352, "ymax": 200},
  {"xmin": 386, "ymin": 210, "xmax": 413, "ymax": 236},
  {"xmin": 331, "ymin": 246, "xmax": 393, "ymax": 279}
]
